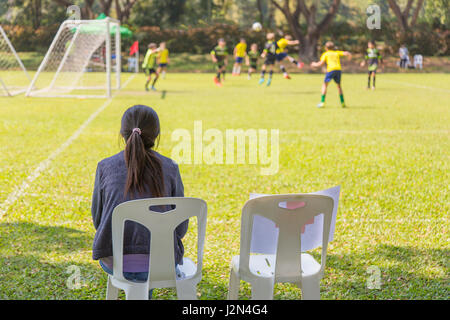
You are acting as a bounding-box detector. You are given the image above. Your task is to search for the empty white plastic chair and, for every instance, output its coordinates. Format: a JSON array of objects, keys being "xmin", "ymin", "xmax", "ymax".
[
  {"xmin": 414, "ymin": 54, "xmax": 423, "ymax": 69},
  {"xmin": 106, "ymin": 197, "xmax": 207, "ymax": 300},
  {"xmin": 228, "ymin": 194, "xmax": 334, "ymax": 300}
]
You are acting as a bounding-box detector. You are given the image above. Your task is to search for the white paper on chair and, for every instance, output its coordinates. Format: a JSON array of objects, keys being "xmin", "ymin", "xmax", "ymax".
[{"xmin": 249, "ymin": 186, "xmax": 340, "ymax": 253}]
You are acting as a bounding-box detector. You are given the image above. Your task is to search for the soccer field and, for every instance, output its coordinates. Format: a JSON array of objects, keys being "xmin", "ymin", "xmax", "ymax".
[{"xmin": 0, "ymin": 72, "xmax": 448, "ymax": 299}]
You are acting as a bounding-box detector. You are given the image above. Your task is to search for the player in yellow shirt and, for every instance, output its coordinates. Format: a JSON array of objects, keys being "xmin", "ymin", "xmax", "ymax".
[
  {"xmin": 275, "ymin": 35, "xmax": 304, "ymax": 79},
  {"xmin": 157, "ymin": 42, "xmax": 170, "ymax": 79},
  {"xmin": 311, "ymin": 41, "xmax": 352, "ymax": 108},
  {"xmin": 232, "ymin": 38, "xmax": 247, "ymax": 76}
]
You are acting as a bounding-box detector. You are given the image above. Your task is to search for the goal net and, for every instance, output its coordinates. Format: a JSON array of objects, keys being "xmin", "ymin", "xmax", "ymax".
[
  {"xmin": 26, "ymin": 18, "xmax": 121, "ymax": 98},
  {"xmin": 0, "ymin": 26, "xmax": 31, "ymax": 96}
]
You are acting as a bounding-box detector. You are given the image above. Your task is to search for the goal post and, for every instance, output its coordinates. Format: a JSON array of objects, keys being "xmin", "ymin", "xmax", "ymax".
[
  {"xmin": 0, "ymin": 25, "xmax": 31, "ymax": 96},
  {"xmin": 26, "ymin": 18, "xmax": 121, "ymax": 99}
]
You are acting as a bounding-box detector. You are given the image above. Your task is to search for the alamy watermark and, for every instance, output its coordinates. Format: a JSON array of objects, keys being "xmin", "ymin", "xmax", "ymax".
[
  {"xmin": 366, "ymin": 266, "xmax": 382, "ymax": 289},
  {"xmin": 66, "ymin": 5, "xmax": 81, "ymax": 21},
  {"xmin": 66, "ymin": 265, "xmax": 82, "ymax": 290},
  {"xmin": 367, "ymin": 4, "xmax": 381, "ymax": 30},
  {"xmin": 171, "ymin": 121, "xmax": 280, "ymax": 175}
]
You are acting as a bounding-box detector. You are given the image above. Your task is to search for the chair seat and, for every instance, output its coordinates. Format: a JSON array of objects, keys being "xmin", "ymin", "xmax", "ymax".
[{"xmin": 232, "ymin": 253, "xmax": 321, "ymax": 279}]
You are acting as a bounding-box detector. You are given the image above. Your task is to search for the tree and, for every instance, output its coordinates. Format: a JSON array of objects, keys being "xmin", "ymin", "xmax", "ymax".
[
  {"xmin": 256, "ymin": 0, "xmax": 275, "ymax": 28},
  {"xmin": 387, "ymin": 0, "xmax": 425, "ymax": 34},
  {"xmin": 52, "ymin": 0, "xmax": 95, "ymax": 20},
  {"xmin": 423, "ymin": 0, "xmax": 449, "ymax": 27},
  {"xmin": 114, "ymin": 0, "xmax": 138, "ymax": 24},
  {"xmin": 270, "ymin": 0, "xmax": 341, "ymax": 61}
]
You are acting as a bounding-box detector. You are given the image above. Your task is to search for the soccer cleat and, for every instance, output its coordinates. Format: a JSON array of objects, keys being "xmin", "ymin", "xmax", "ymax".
[
  {"xmin": 145, "ymin": 86, "xmax": 149, "ymax": 92},
  {"xmin": 259, "ymin": 78, "xmax": 265, "ymax": 85},
  {"xmin": 371, "ymin": 86, "xmax": 376, "ymax": 90},
  {"xmin": 266, "ymin": 78, "xmax": 272, "ymax": 86},
  {"xmin": 297, "ymin": 62, "xmax": 304, "ymax": 69},
  {"xmin": 283, "ymin": 74, "xmax": 291, "ymax": 80},
  {"xmin": 317, "ymin": 102, "xmax": 325, "ymax": 108},
  {"xmin": 341, "ymin": 103, "xmax": 346, "ymax": 108},
  {"xmin": 214, "ymin": 77, "xmax": 221, "ymax": 86},
  {"xmin": 151, "ymin": 86, "xmax": 157, "ymax": 91}
]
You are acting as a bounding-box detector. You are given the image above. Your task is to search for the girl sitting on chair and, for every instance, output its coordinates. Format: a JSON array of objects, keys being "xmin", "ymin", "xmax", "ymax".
[{"xmin": 91, "ymin": 105, "xmax": 187, "ymax": 297}]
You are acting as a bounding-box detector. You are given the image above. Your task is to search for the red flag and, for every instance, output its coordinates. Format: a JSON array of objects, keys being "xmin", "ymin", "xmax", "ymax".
[{"xmin": 129, "ymin": 41, "xmax": 139, "ymax": 56}]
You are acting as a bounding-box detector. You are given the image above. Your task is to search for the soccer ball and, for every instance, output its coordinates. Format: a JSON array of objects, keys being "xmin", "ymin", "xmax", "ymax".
[{"xmin": 252, "ymin": 22, "xmax": 263, "ymax": 32}]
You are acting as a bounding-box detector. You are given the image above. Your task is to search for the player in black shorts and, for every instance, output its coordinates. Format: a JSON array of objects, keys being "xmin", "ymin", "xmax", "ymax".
[
  {"xmin": 210, "ymin": 38, "xmax": 229, "ymax": 86},
  {"xmin": 259, "ymin": 33, "xmax": 277, "ymax": 86},
  {"xmin": 246, "ymin": 43, "xmax": 260, "ymax": 80},
  {"xmin": 360, "ymin": 40, "xmax": 383, "ymax": 90}
]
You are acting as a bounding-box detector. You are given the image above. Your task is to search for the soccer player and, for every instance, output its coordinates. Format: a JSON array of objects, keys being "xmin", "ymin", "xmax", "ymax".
[
  {"xmin": 233, "ymin": 38, "xmax": 247, "ymax": 76},
  {"xmin": 157, "ymin": 42, "xmax": 170, "ymax": 79},
  {"xmin": 142, "ymin": 43, "xmax": 159, "ymax": 91},
  {"xmin": 211, "ymin": 38, "xmax": 229, "ymax": 86},
  {"xmin": 259, "ymin": 33, "xmax": 277, "ymax": 86},
  {"xmin": 275, "ymin": 35, "xmax": 304, "ymax": 79},
  {"xmin": 360, "ymin": 40, "xmax": 383, "ymax": 90},
  {"xmin": 311, "ymin": 41, "xmax": 352, "ymax": 108},
  {"xmin": 246, "ymin": 43, "xmax": 259, "ymax": 80}
]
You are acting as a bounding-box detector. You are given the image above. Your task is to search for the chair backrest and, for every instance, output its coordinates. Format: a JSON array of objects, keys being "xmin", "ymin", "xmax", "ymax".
[
  {"xmin": 239, "ymin": 194, "xmax": 334, "ymax": 282},
  {"xmin": 414, "ymin": 54, "xmax": 423, "ymax": 63},
  {"xmin": 111, "ymin": 197, "xmax": 207, "ymax": 287}
]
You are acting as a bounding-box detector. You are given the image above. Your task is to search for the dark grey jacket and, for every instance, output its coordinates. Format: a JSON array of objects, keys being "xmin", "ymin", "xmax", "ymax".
[{"xmin": 91, "ymin": 150, "xmax": 188, "ymax": 265}]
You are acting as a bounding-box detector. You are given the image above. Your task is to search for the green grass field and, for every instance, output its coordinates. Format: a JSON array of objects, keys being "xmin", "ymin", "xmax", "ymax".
[{"xmin": 0, "ymin": 72, "xmax": 448, "ymax": 300}]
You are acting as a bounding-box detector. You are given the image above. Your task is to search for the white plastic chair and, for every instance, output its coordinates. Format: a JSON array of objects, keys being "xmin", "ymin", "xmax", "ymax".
[
  {"xmin": 227, "ymin": 194, "xmax": 334, "ymax": 300},
  {"xmin": 106, "ymin": 197, "xmax": 207, "ymax": 300},
  {"xmin": 414, "ymin": 54, "xmax": 423, "ymax": 69}
]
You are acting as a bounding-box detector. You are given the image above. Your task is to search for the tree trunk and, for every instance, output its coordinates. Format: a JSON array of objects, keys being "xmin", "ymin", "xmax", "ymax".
[
  {"xmin": 100, "ymin": 0, "xmax": 113, "ymax": 16},
  {"xmin": 115, "ymin": 0, "xmax": 137, "ymax": 23},
  {"xmin": 299, "ymin": 33, "xmax": 319, "ymax": 62},
  {"xmin": 31, "ymin": 0, "xmax": 42, "ymax": 29},
  {"xmin": 256, "ymin": 0, "xmax": 265, "ymax": 26}
]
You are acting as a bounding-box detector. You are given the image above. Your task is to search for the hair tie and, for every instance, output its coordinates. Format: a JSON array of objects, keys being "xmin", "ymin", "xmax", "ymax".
[{"xmin": 132, "ymin": 128, "xmax": 142, "ymax": 135}]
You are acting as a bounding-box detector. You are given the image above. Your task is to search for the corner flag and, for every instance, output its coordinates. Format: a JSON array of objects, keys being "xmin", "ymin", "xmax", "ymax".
[{"xmin": 130, "ymin": 41, "xmax": 139, "ymax": 56}]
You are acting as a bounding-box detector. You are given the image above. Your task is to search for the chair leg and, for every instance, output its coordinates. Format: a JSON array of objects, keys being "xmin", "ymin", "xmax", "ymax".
[
  {"xmin": 176, "ymin": 281, "xmax": 198, "ymax": 300},
  {"xmin": 227, "ymin": 269, "xmax": 240, "ymax": 300},
  {"xmin": 106, "ymin": 276, "xmax": 119, "ymax": 300},
  {"xmin": 250, "ymin": 277, "xmax": 274, "ymax": 300},
  {"xmin": 300, "ymin": 278, "xmax": 321, "ymax": 300},
  {"xmin": 124, "ymin": 286, "xmax": 149, "ymax": 300}
]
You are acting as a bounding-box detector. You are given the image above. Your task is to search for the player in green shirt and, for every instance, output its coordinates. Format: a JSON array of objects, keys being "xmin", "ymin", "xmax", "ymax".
[
  {"xmin": 142, "ymin": 43, "xmax": 159, "ymax": 91},
  {"xmin": 211, "ymin": 38, "xmax": 229, "ymax": 86},
  {"xmin": 360, "ymin": 41, "xmax": 383, "ymax": 90},
  {"xmin": 246, "ymin": 43, "xmax": 260, "ymax": 80}
]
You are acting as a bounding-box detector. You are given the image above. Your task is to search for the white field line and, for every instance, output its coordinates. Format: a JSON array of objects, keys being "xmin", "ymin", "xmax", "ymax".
[
  {"xmin": 25, "ymin": 192, "xmax": 90, "ymax": 202},
  {"xmin": 0, "ymin": 75, "xmax": 136, "ymax": 217},
  {"xmin": 383, "ymin": 78, "xmax": 450, "ymax": 93}
]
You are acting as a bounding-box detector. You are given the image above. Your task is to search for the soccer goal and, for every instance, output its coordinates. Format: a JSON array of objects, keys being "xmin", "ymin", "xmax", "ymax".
[
  {"xmin": 26, "ymin": 18, "xmax": 121, "ymax": 99},
  {"xmin": 0, "ymin": 26, "xmax": 31, "ymax": 96}
]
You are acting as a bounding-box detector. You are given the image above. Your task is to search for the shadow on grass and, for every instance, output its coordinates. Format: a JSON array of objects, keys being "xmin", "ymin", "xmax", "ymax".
[
  {"xmin": 321, "ymin": 244, "xmax": 449, "ymax": 299},
  {"xmin": 0, "ymin": 222, "xmax": 106, "ymax": 299},
  {"xmin": 0, "ymin": 222, "xmax": 91, "ymax": 254}
]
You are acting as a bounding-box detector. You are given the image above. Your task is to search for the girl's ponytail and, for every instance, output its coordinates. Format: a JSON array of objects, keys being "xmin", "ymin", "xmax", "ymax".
[{"xmin": 121, "ymin": 106, "xmax": 165, "ymax": 198}]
